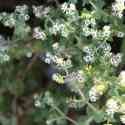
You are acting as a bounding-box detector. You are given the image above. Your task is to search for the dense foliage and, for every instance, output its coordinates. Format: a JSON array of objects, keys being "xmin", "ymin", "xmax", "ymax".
[{"xmin": 0, "ymin": 0, "xmax": 125, "ymax": 125}]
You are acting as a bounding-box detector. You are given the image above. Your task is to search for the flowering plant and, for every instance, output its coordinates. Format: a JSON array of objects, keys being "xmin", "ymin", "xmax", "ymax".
[{"xmin": 0, "ymin": 0, "xmax": 125, "ymax": 125}]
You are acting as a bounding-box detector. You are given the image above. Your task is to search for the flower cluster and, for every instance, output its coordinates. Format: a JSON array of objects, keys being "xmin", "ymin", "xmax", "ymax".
[
  {"xmin": 0, "ymin": 1, "xmax": 125, "ymax": 125},
  {"xmin": 52, "ymin": 70, "xmax": 85, "ymax": 89},
  {"xmin": 120, "ymin": 115, "xmax": 125, "ymax": 124},
  {"xmin": 65, "ymin": 71, "xmax": 84, "ymax": 84},
  {"xmin": 112, "ymin": 0, "xmax": 125, "ymax": 18},
  {"xmin": 53, "ymin": 56, "xmax": 72, "ymax": 68},
  {"xmin": 89, "ymin": 84, "xmax": 107, "ymax": 102},
  {"xmin": 49, "ymin": 20, "xmax": 74, "ymax": 37},
  {"xmin": 110, "ymin": 53, "xmax": 122, "ymax": 67},
  {"xmin": 0, "ymin": 5, "xmax": 29, "ymax": 28},
  {"xmin": 34, "ymin": 91, "xmax": 54, "ymax": 108},
  {"xmin": 117, "ymin": 31, "xmax": 124, "ymax": 38},
  {"xmin": 83, "ymin": 46, "xmax": 95, "ymax": 64},
  {"xmin": 106, "ymin": 98, "xmax": 120, "ymax": 117},
  {"xmin": 106, "ymin": 98, "xmax": 125, "ymax": 124},
  {"xmin": 0, "ymin": 52, "xmax": 10, "ymax": 64},
  {"xmin": 82, "ymin": 17, "xmax": 111, "ymax": 41},
  {"xmin": 0, "ymin": 13, "xmax": 16, "ymax": 27},
  {"xmin": 49, "ymin": 20, "xmax": 65, "ymax": 34},
  {"xmin": 52, "ymin": 73, "xmax": 64, "ymax": 84},
  {"xmin": 61, "ymin": 2, "xmax": 76, "ymax": 16},
  {"xmin": 15, "ymin": 5, "xmax": 29, "ymax": 21},
  {"xmin": 32, "ymin": 5, "xmax": 50, "ymax": 18},
  {"xmin": 33, "ymin": 27, "xmax": 46, "ymax": 40},
  {"xmin": 83, "ymin": 42, "xmax": 122, "ymax": 67},
  {"xmin": 41, "ymin": 52, "xmax": 72, "ymax": 69}
]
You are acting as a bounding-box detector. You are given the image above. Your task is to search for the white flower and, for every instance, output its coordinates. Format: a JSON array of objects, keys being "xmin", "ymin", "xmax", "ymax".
[
  {"xmin": 45, "ymin": 53, "xmax": 53, "ymax": 64},
  {"xmin": 65, "ymin": 59, "xmax": 72, "ymax": 68},
  {"xmin": 90, "ymin": 18, "xmax": 96, "ymax": 27},
  {"xmin": 61, "ymin": 25, "xmax": 70, "ymax": 37},
  {"xmin": 65, "ymin": 71, "xmax": 84, "ymax": 83},
  {"xmin": 112, "ymin": 0, "xmax": 125, "ymax": 18},
  {"xmin": 103, "ymin": 25, "xmax": 111, "ymax": 31},
  {"xmin": 32, "ymin": 6, "xmax": 50, "ymax": 18},
  {"xmin": 33, "ymin": 27, "xmax": 46, "ymax": 40},
  {"xmin": 104, "ymin": 52, "xmax": 112, "ymax": 58},
  {"xmin": 89, "ymin": 84, "xmax": 107, "ymax": 102},
  {"xmin": 4, "ymin": 14, "xmax": 16, "ymax": 27},
  {"xmin": 111, "ymin": 53, "xmax": 122, "ymax": 67},
  {"xmin": 120, "ymin": 115, "xmax": 125, "ymax": 124},
  {"xmin": 52, "ymin": 73, "xmax": 59, "ymax": 81},
  {"xmin": 84, "ymin": 18, "xmax": 96, "ymax": 27},
  {"xmin": 24, "ymin": 14, "xmax": 30, "ymax": 21},
  {"xmin": 65, "ymin": 72, "xmax": 76, "ymax": 83},
  {"xmin": 119, "ymin": 103, "xmax": 125, "ymax": 113},
  {"xmin": 0, "ymin": 12, "xmax": 7, "ymax": 19},
  {"xmin": 61, "ymin": 2, "xmax": 76, "ymax": 15},
  {"xmin": 49, "ymin": 21, "xmax": 64, "ymax": 35},
  {"xmin": 46, "ymin": 120, "xmax": 52, "ymax": 125},
  {"xmin": 89, "ymin": 86, "xmax": 99, "ymax": 102},
  {"xmin": 44, "ymin": 58, "xmax": 51, "ymax": 64},
  {"xmin": 15, "ymin": 5, "xmax": 29, "ymax": 16},
  {"xmin": 41, "ymin": 52, "xmax": 53, "ymax": 64},
  {"xmin": 82, "ymin": 27, "xmax": 91, "ymax": 37},
  {"xmin": 69, "ymin": 3, "xmax": 76, "ymax": 11},
  {"xmin": 83, "ymin": 54, "xmax": 95, "ymax": 63},
  {"xmin": 98, "ymin": 42, "xmax": 111, "ymax": 53},
  {"xmin": 102, "ymin": 25, "xmax": 111, "ymax": 38},
  {"xmin": 0, "ymin": 53, "xmax": 10, "ymax": 63},
  {"xmin": 91, "ymin": 30, "xmax": 98, "ymax": 38},
  {"xmin": 34, "ymin": 100, "xmax": 41, "ymax": 107},
  {"xmin": 84, "ymin": 19, "xmax": 91, "ymax": 26},
  {"xmin": 61, "ymin": 2, "xmax": 68, "ymax": 12},
  {"xmin": 53, "ymin": 56, "xmax": 64, "ymax": 67},
  {"xmin": 117, "ymin": 32, "xmax": 124, "ymax": 38},
  {"xmin": 83, "ymin": 46, "xmax": 93, "ymax": 54},
  {"xmin": 52, "ymin": 42, "xmax": 59, "ymax": 50},
  {"xmin": 34, "ymin": 94, "xmax": 41, "ymax": 107},
  {"xmin": 46, "ymin": 52, "xmax": 53, "ymax": 58},
  {"xmin": 77, "ymin": 70, "xmax": 85, "ymax": 83},
  {"xmin": 26, "ymin": 52, "xmax": 32, "ymax": 58},
  {"xmin": 52, "ymin": 73, "xmax": 64, "ymax": 84},
  {"xmin": 119, "ymin": 71, "xmax": 125, "ymax": 87},
  {"xmin": 106, "ymin": 98, "xmax": 120, "ymax": 117},
  {"xmin": 3, "ymin": 54, "xmax": 10, "ymax": 61}
]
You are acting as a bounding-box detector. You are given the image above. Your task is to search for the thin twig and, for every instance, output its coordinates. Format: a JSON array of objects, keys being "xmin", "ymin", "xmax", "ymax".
[
  {"xmin": 52, "ymin": 105, "xmax": 78, "ymax": 125},
  {"xmin": 77, "ymin": 87, "xmax": 97, "ymax": 111}
]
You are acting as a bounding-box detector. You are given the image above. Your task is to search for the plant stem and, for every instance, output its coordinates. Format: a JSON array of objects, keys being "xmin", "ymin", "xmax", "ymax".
[
  {"xmin": 77, "ymin": 87, "xmax": 97, "ymax": 112},
  {"xmin": 51, "ymin": 105, "xmax": 78, "ymax": 125},
  {"xmin": 89, "ymin": 1, "xmax": 97, "ymax": 10},
  {"xmin": 47, "ymin": 117, "xmax": 64, "ymax": 124}
]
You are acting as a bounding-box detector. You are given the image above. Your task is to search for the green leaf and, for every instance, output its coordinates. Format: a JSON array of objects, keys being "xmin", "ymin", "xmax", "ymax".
[{"xmin": 87, "ymin": 107, "xmax": 106, "ymax": 123}]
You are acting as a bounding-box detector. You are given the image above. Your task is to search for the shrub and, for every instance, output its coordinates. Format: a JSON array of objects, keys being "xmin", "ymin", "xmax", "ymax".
[{"xmin": 0, "ymin": 0, "xmax": 125, "ymax": 125}]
